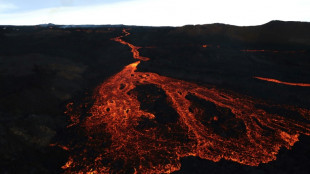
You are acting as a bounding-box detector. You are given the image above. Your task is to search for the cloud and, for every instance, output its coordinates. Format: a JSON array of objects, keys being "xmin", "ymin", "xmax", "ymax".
[
  {"xmin": 0, "ymin": 3, "xmax": 17, "ymax": 12},
  {"xmin": 0, "ymin": 0, "xmax": 309, "ymax": 26}
]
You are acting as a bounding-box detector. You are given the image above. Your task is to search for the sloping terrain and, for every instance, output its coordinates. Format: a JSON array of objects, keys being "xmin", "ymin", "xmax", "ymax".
[{"xmin": 0, "ymin": 21, "xmax": 309, "ymax": 173}]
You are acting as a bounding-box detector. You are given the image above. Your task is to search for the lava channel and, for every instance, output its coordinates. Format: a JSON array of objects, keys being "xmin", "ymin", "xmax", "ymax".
[
  {"xmin": 254, "ymin": 76, "xmax": 310, "ymax": 87},
  {"xmin": 62, "ymin": 29, "xmax": 310, "ymax": 174}
]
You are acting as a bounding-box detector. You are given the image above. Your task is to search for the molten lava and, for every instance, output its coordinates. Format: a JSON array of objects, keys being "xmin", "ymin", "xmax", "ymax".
[
  {"xmin": 254, "ymin": 76, "xmax": 310, "ymax": 87},
  {"xmin": 63, "ymin": 29, "xmax": 310, "ymax": 174},
  {"xmin": 111, "ymin": 29, "xmax": 150, "ymax": 61}
]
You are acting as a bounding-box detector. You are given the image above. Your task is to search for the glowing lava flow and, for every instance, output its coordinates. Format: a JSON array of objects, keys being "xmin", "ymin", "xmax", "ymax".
[
  {"xmin": 63, "ymin": 29, "xmax": 310, "ymax": 174},
  {"xmin": 254, "ymin": 76, "xmax": 310, "ymax": 87},
  {"xmin": 111, "ymin": 29, "xmax": 150, "ymax": 61}
]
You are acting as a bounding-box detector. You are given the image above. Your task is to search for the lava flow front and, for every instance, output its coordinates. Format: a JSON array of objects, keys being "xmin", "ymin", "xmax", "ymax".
[{"xmin": 63, "ymin": 29, "xmax": 310, "ymax": 174}]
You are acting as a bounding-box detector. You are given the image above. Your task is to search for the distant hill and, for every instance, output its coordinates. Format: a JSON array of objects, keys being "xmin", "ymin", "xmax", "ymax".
[
  {"xmin": 176, "ymin": 20, "xmax": 310, "ymax": 47},
  {"xmin": 2, "ymin": 20, "xmax": 309, "ymax": 47}
]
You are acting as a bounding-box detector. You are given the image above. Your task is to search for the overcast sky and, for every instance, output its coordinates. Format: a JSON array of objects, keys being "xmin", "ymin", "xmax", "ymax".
[{"xmin": 0, "ymin": 0, "xmax": 309, "ymax": 26}]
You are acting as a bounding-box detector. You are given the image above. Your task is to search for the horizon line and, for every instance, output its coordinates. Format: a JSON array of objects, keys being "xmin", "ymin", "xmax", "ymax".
[{"xmin": 1, "ymin": 20, "xmax": 309, "ymax": 28}]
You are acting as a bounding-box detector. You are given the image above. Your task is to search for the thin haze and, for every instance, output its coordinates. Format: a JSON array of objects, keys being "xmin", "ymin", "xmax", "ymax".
[{"xmin": 0, "ymin": 0, "xmax": 309, "ymax": 26}]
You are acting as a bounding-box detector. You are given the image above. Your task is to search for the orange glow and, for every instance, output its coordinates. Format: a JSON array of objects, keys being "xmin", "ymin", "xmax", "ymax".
[
  {"xmin": 111, "ymin": 29, "xmax": 150, "ymax": 61},
  {"xmin": 202, "ymin": 45, "xmax": 208, "ymax": 48},
  {"xmin": 254, "ymin": 76, "xmax": 310, "ymax": 87},
  {"xmin": 62, "ymin": 157, "xmax": 73, "ymax": 169},
  {"xmin": 49, "ymin": 143, "xmax": 70, "ymax": 151},
  {"xmin": 63, "ymin": 29, "xmax": 310, "ymax": 174}
]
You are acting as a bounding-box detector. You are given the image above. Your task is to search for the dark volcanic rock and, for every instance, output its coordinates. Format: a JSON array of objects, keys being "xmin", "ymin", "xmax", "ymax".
[
  {"xmin": 0, "ymin": 27, "xmax": 134, "ymax": 173},
  {"xmin": 0, "ymin": 21, "xmax": 309, "ymax": 173},
  {"xmin": 186, "ymin": 93, "xmax": 246, "ymax": 139},
  {"xmin": 128, "ymin": 84, "xmax": 179, "ymax": 124}
]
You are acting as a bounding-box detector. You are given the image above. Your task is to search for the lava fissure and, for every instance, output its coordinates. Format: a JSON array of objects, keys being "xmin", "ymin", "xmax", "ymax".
[
  {"xmin": 254, "ymin": 76, "xmax": 310, "ymax": 87},
  {"xmin": 111, "ymin": 29, "xmax": 150, "ymax": 61},
  {"xmin": 63, "ymin": 29, "xmax": 310, "ymax": 174}
]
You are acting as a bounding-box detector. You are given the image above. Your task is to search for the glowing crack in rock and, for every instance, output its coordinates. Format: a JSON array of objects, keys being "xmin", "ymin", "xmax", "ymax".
[
  {"xmin": 254, "ymin": 76, "xmax": 310, "ymax": 87},
  {"xmin": 63, "ymin": 29, "xmax": 310, "ymax": 174}
]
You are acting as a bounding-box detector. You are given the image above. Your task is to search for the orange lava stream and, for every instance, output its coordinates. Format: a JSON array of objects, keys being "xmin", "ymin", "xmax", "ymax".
[
  {"xmin": 254, "ymin": 76, "xmax": 310, "ymax": 87},
  {"xmin": 64, "ymin": 29, "xmax": 310, "ymax": 174},
  {"xmin": 111, "ymin": 29, "xmax": 150, "ymax": 61}
]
